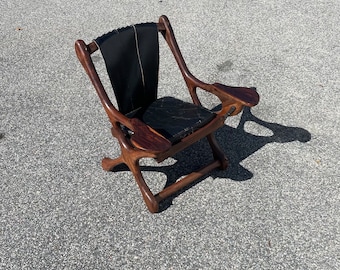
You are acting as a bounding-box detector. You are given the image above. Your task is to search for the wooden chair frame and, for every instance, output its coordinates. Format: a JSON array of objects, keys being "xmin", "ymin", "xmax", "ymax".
[{"xmin": 75, "ymin": 15, "xmax": 259, "ymax": 213}]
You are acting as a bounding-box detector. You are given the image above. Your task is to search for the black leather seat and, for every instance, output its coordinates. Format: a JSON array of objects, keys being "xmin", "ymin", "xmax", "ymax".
[{"xmin": 126, "ymin": 97, "xmax": 216, "ymax": 143}]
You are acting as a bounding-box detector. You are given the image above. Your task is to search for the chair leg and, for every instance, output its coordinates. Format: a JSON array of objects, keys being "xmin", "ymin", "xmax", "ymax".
[
  {"xmin": 103, "ymin": 133, "xmax": 226, "ymax": 213},
  {"xmin": 207, "ymin": 133, "xmax": 228, "ymax": 170},
  {"xmin": 103, "ymin": 155, "xmax": 159, "ymax": 212},
  {"xmin": 128, "ymin": 160, "xmax": 159, "ymax": 213},
  {"xmin": 103, "ymin": 136, "xmax": 159, "ymax": 212},
  {"xmin": 102, "ymin": 156, "xmax": 125, "ymax": 171}
]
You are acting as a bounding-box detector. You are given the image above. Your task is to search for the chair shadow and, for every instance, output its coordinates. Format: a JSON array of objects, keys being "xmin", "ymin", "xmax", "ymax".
[{"xmin": 114, "ymin": 107, "xmax": 311, "ymax": 212}]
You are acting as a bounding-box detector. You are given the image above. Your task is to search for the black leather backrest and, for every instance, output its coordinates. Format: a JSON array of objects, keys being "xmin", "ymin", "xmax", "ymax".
[{"xmin": 94, "ymin": 23, "xmax": 159, "ymax": 115}]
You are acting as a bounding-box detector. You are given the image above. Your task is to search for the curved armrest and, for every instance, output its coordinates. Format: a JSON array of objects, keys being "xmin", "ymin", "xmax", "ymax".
[
  {"xmin": 157, "ymin": 16, "xmax": 259, "ymax": 110},
  {"xmin": 212, "ymin": 83, "xmax": 259, "ymax": 107},
  {"xmin": 129, "ymin": 118, "xmax": 172, "ymax": 153},
  {"xmin": 192, "ymin": 82, "xmax": 259, "ymax": 117}
]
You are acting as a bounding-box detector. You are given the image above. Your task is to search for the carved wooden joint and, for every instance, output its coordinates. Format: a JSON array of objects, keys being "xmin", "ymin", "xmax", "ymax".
[{"xmin": 129, "ymin": 118, "xmax": 172, "ymax": 153}]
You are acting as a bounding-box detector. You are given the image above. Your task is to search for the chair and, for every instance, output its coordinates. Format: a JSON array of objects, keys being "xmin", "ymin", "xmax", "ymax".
[{"xmin": 75, "ymin": 15, "xmax": 259, "ymax": 213}]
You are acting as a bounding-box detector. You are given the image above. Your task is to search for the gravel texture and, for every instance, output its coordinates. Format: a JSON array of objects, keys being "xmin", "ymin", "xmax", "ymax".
[{"xmin": 1, "ymin": 0, "xmax": 339, "ymax": 269}]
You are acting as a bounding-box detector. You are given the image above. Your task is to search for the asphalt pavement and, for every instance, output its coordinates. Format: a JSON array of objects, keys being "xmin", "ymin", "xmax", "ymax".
[{"xmin": 1, "ymin": 0, "xmax": 339, "ymax": 269}]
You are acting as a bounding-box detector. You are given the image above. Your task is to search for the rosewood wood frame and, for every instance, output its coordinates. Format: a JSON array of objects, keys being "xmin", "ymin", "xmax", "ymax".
[{"xmin": 75, "ymin": 15, "xmax": 259, "ymax": 213}]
